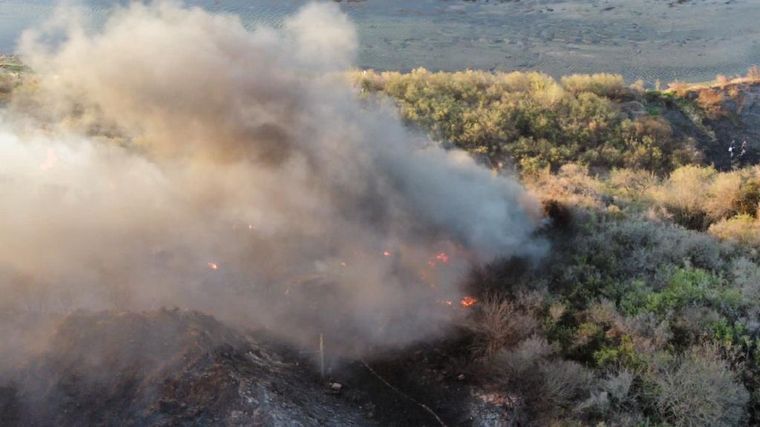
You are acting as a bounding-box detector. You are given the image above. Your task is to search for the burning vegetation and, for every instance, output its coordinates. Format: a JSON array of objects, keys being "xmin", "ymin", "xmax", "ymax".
[
  {"xmin": 2, "ymin": 2, "xmax": 760, "ymax": 426},
  {"xmin": 0, "ymin": 1, "xmax": 544, "ymax": 356},
  {"xmin": 0, "ymin": 3, "xmax": 543, "ymax": 425}
]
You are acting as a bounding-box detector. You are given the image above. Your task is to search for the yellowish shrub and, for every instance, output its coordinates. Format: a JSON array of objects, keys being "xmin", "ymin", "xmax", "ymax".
[
  {"xmin": 667, "ymin": 81, "xmax": 691, "ymax": 97},
  {"xmin": 646, "ymin": 165, "xmax": 716, "ymax": 229},
  {"xmin": 560, "ymin": 73, "xmax": 626, "ymax": 98},
  {"xmin": 526, "ymin": 164, "xmax": 607, "ymax": 210},
  {"xmin": 704, "ymin": 171, "xmax": 744, "ymax": 220},
  {"xmin": 708, "ymin": 214, "xmax": 760, "ymax": 246},
  {"xmin": 696, "ymin": 89, "xmax": 727, "ymax": 118},
  {"xmin": 608, "ymin": 168, "xmax": 657, "ymax": 200}
]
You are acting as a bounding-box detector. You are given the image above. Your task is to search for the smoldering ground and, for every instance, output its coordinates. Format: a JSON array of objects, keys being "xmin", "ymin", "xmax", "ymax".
[{"xmin": 0, "ymin": 1, "xmax": 545, "ymax": 362}]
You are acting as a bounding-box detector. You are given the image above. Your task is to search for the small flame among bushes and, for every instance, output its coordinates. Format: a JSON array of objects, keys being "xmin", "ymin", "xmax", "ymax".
[{"xmin": 460, "ymin": 296, "xmax": 478, "ymax": 308}]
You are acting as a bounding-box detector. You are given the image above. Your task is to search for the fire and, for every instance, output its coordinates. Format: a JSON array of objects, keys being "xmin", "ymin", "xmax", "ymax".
[
  {"xmin": 427, "ymin": 251, "xmax": 451, "ymax": 267},
  {"xmin": 383, "ymin": 251, "xmax": 392, "ymax": 257},
  {"xmin": 207, "ymin": 262, "xmax": 219, "ymax": 270},
  {"xmin": 460, "ymin": 296, "xmax": 477, "ymax": 308}
]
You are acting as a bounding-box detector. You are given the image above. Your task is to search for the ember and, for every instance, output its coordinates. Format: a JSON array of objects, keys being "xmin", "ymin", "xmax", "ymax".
[
  {"xmin": 427, "ymin": 251, "xmax": 451, "ymax": 267},
  {"xmin": 460, "ymin": 296, "xmax": 477, "ymax": 308},
  {"xmin": 207, "ymin": 262, "xmax": 219, "ymax": 270}
]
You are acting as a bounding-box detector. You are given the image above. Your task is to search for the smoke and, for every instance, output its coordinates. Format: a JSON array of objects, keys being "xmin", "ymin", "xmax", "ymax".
[{"xmin": 0, "ymin": 1, "xmax": 544, "ymax": 356}]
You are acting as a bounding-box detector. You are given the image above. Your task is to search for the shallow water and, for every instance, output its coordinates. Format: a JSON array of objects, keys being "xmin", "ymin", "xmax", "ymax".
[{"xmin": 1, "ymin": 0, "xmax": 758, "ymax": 83}]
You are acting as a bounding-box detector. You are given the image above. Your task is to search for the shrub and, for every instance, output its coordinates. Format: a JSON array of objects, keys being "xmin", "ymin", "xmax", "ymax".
[
  {"xmin": 560, "ymin": 73, "xmax": 626, "ymax": 98},
  {"xmin": 667, "ymin": 81, "xmax": 691, "ymax": 97},
  {"xmin": 540, "ymin": 359, "xmax": 594, "ymax": 410},
  {"xmin": 608, "ymin": 168, "xmax": 657, "ymax": 200},
  {"xmin": 709, "ymin": 214, "xmax": 760, "ymax": 247},
  {"xmin": 578, "ymin": 369, "xmax": 635, "ymax": 417},
  {"xmin": 696, "ymin": 89, "xmax": 727, "ymax": 118},
  {"xmin": 525, "ymin": 164, "xmax": 608, "ymax": 209},
  {"xmin": 732, "ymin": 257, "xmax": 760, "ymax": 303},
  {"xmin": 647, "ymin": 165, "xmax": 716, "ymax": 230},
  {"xmin": 651, "ymin": 344, "xmax": 749, "ymax": 426},
  {"xmin": 593, "ymin": 335, "xmax": 644, "ymax": 370},
  {"xmin": 491, "ymin": 336, "xmax": 594, "ymax": 421},
  {"xmin": 470, "ymin": 296, "xmax": 538, "ymax": 358},
  {"xmin": 734, "ymin": 178, "xmax": 760, "ymax": 216},
  {"xmin": 644, "ymin": 267, "xmax": 741, "ymax": 316},
  {"xmin": 353, "ymin": 69, "xmax": 698, "ymax": 174},
  {"xmin": 705, "ymin": 171, "xmax": 745, "ymax": 220}
]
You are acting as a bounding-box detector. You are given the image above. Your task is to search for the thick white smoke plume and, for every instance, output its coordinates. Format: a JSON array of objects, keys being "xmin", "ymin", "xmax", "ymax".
[{"xmin": 0, "ymin": 1, "xmax": 544, "ymax": 355}]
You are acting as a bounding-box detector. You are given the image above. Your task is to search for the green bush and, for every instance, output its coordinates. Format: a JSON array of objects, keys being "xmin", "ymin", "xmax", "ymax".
[{"xmin": 644, "ymin": 267, "xmax": 739, "ymax": 315}]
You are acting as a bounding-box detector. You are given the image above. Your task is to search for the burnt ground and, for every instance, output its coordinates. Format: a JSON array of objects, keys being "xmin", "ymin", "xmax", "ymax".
[
  {"xmin": 330, "ymin": 334, "xmax": 477, "ymax": 426},
  {"xmin": 0, "ymin": 309, "xmax": 506, "ymax": 426}
]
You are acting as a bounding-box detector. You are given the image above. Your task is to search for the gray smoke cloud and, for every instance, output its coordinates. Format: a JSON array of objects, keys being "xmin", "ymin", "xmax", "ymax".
[{"xmin": 0, "ymin": 1, "xmax": 545, "ymax": 357}]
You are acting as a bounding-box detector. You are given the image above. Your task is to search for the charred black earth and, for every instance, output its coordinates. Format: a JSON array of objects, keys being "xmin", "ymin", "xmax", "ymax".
[{"xmin": 0, "ymin": 309, "xmax": 503, "ymax": 426}]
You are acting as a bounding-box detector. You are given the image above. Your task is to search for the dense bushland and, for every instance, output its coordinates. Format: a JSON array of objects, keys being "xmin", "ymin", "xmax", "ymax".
[
  {"xmin": 467, "ymin": 163, "xmax": 760, "ymax": 424},
  {"xmin": 466, "ymin": 208, "xmax": 759, "ymax": 425},
  {"xmin": 353, "ymin": 69, "xmax": 702, "ymax": 174},
  {"xmin": 354, "ymin": 68, "xmax": 760, "ymax": 425}
]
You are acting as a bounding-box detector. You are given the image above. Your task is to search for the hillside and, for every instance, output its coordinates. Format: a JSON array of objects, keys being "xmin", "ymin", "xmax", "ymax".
[
  {"xmin": 354, "ymin": 68, "xmax": 760, "ymax": 425},
  {"xmin": 1, "ymin": 309, "xmax": 506, "ymax": 426},
  {"xmin": 353, "ymin": 68, "xmax": 760, "ymax": 174},
  {"xmin": 2, "ymin": 57, "xmax": 760, "ymax": 425}
]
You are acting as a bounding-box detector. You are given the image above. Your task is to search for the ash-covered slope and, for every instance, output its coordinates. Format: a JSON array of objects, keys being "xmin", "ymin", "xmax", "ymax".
[{"xmin": 1, "ymin": 310, "xmax": 372, "ymax": 426}]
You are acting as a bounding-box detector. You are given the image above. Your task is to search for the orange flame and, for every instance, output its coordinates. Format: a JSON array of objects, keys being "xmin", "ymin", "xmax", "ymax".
[
  {"xmin": 207, "ymin": 262, "xmax": 219, "ymax": 270},
  {"xmin": 460, "ymin": 296, "xmax": 477, "ymax": 308},
  {"xmin": 427, "ymin": 251, "xmax": 451, "ymax": 267}
]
